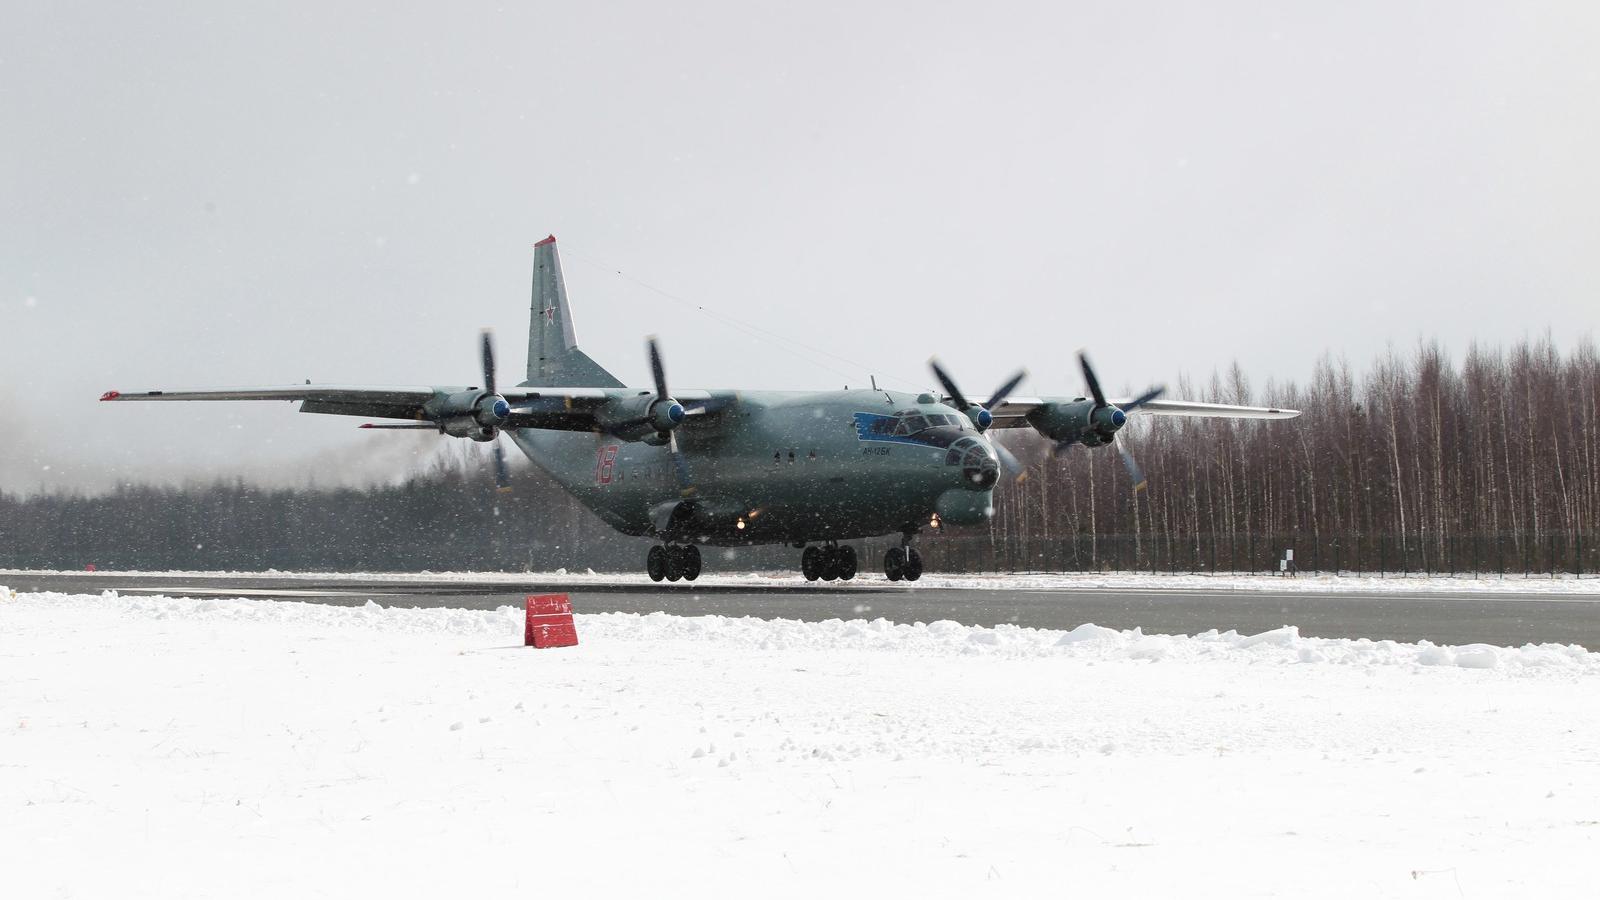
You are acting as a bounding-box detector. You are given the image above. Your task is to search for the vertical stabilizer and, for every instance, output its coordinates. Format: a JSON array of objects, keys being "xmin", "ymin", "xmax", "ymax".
[{"xmin": 527, "ymin": 236, "xmax": 625, "ymax": 387}]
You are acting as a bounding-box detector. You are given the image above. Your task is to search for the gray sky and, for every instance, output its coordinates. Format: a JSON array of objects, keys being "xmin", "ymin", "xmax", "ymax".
[{"xmin": 4, "ymin": 1, "xmax": 1598, "ymax": 493}]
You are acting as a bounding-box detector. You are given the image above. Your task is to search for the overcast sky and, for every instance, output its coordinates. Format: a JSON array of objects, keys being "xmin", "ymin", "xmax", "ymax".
[{"xmin": 4, "ymin": 1, "xmax": 1598, "ymax": 493}]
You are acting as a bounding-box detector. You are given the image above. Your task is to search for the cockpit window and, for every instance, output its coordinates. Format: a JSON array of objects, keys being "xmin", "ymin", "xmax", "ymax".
[
  {"xmin": 890, "ymin": 410, "xmax": 965, "ymax": 435},
  {"xmin": 892, "ymin": 412, "xmax": 930, "ymax": 435}
]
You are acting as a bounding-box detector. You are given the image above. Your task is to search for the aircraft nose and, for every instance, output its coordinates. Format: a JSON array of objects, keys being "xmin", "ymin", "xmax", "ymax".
[
  {"xmin": 967, "ymin": 462, "xmax": 999, "ymax": 490},
  {"xmin": 944, "ymin": 436, "xmax": 1000, "ymax": 491}
]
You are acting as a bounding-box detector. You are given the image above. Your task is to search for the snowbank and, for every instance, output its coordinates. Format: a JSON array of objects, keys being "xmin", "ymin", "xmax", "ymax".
[
  {"xmin": 4, "ymin": 589, "xmax": 1598, "ymax": 898},
  {"xmin": 12, "ymin": 588, "xmax": 1596, "ymax": 672}
]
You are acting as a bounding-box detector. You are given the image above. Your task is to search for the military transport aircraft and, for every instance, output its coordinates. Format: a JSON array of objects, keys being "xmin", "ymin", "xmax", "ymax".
[{"xmin": 101, "ymin": 236, "xmax": 1298, "ymax": 583}]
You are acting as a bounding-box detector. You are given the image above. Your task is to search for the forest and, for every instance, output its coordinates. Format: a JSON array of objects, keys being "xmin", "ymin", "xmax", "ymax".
[{"xmin": 3, "ymin": 336, "xmax": 1596, "ymax": 575}]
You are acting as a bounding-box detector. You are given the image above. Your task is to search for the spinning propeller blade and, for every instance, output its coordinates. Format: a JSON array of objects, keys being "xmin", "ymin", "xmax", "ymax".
[
  {"xmin": 481, "ymin": 329, "xmax": 511, "ymax": 491},
  {"xmin": 992, "ymin": 439, "xmax": 1026, "ymax": 482},
  {"xmin": 648, "ymin": 336, "xmax": 669, "ymax": 403},
  {"xmin": 1121, "ymin": 385, "xmax": 1165, "ymax": 412},
  {"xmin": 1078, "ymin": 352, "xmax": 1107, "ymax": 409},
  {"xmin": 480, "ymin": 329, "xmax": 497, "ymax": 397},
  {"xmin": 491, "ymin": 440, "xmax": 511, "ymax": 492},
  {"xmin": 930, "ymin": 359, "xmax": 970, "ymax": 412},
  {"xmin": 985, "ymin": 370, "xmax": 1027, "ymax": 411},
  {"xmin": 928, "ymin": 358, "xmax": 1026, "ymax": 434},
  {"xmin": 1116, "ymin": 443, "xmax": 1147, "ymax": 492}
]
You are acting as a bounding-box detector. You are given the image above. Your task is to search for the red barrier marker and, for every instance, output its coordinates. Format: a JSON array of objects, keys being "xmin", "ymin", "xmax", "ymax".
[{"xmin": 525, "ymin": 593, "xmax": 578, "ymax": 648}]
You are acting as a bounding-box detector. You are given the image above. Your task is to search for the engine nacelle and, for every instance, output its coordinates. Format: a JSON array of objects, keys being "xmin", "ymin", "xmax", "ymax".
[
  {"xmin": 1026, "ymin": 399, "xmax": 1095, "ymax": 445},
  {"xmin": 596, "ymin": 394, "xmax": 686, "ymax": 443},
  {"xmin": 1027, "ymin": 400, "xmax": 1127, "ymax": 448},
  {"xmin": 429, "ymin": 390, "xmax": 509, "ymax": 440},
  {"xmin": 440, "ymin": 415, "xmax": 497, "ymax": 442}
]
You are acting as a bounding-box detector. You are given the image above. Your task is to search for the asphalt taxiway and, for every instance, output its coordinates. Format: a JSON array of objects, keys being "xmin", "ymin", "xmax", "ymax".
[{"xmin": 8, "ymin": 570, "xmax": 1600, "ymax": 647}]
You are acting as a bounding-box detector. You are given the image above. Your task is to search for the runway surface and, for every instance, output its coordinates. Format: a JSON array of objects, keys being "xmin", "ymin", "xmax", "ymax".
[{"xmin": 9, "ymin": 570, "xmax": 1600, "ymax": 647}]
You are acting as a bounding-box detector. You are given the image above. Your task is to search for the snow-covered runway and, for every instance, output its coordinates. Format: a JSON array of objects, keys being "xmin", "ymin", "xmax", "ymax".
[{"xmin": 4, "ymin": 588, "xmax": 1597, "ymax": 898}]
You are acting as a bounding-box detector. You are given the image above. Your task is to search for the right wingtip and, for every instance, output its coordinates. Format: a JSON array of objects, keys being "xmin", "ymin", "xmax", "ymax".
[
  {"xmin": 99, "ymin": 390, "xmax": 121, "ymax": 402},
  {"xmin": 534, "ymin": 234, "xmax": 557, "ymax": 247}
]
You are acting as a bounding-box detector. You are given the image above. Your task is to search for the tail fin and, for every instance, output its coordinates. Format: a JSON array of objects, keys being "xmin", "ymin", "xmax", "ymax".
[{"xmin": 527, "ymin": 235, "xmax": 626, "ymax": 387}]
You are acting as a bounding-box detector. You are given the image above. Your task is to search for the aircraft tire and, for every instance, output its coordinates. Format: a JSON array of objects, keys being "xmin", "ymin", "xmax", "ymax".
[
  {"xmin": 884, "ymin": 547, "xmax": 904, "ymax": 581},
  {"xmin": 819, "ymin": 546, "xmax": 839, "ymax": 581},
  {"xmin": 665, "ymin": 546, "xmax": 684, "ymax": 582},
  {"xmin": 903, "ymin": 548, "xmax": 924, "ymax": 582},
  {"xmin": 801, "ymin": 546, "xmax": 821, "ymax": 581},
  {"xmin": 839, "ymin": 545, "xmax": 858, "ymax": 580},
  {"xmin": 682, "ymin": 545, "xmax": 702, "ymax": 581},
  {"xmin": 647, "ymin": 545, "xmax": 667, "ymax": 582}
]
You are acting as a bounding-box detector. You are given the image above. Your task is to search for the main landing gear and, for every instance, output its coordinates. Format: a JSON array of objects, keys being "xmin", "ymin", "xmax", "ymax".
[
  {"xmin": 647, "ymin": 544, "xmax": 702, "ymax": 582},
  {"xmin": 801, "ymin": 543, "xmax": 858, "ymax": 582}
]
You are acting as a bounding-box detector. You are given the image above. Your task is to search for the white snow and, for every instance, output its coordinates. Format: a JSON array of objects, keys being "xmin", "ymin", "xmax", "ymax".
[
  {"xmin": 7, "ymin": 566, "xmax": 1600, "ymax": 596},
  {"xmin": 4, "ymin": 587, "xmax": 1599, "ymax": 898}
]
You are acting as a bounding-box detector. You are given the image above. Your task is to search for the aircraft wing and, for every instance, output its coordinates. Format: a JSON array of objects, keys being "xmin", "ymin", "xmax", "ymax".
[
  {"xmin": 1114, "ymin": 398, "xmax": 1299, "ymax": 418},
  {"xmin": 984, "ymin": 396, "xmax": 1300, "ymax": 428},
  {"xmin": 100, "ymin": 385, "xmax": 450, "ymax": 420},
  {"xmin": 100, "ymin": 384, "xmax": 737, "ymax": 431},
  {"xmin": 501, "ymin": 388, "xmax": 735, "ymax": 431}
]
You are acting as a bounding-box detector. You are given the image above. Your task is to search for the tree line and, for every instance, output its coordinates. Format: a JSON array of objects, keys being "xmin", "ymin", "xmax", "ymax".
[
  {"xmin": 973, "ymin": 335, "xmax": 1599, "ymax": 576},
  {"xmin": 3, "ymin": 335, "xmax": 1596, "ymax": 575}
]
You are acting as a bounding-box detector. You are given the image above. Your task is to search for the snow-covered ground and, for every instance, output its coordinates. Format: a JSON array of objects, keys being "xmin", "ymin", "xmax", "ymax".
[
  {"xmin": 4, "ymin": 587, "xmax": 1599, "ymax": 898},
  {"xmin": 6, "ymin": 566, "xmax": 1600, "ymax": 595}
]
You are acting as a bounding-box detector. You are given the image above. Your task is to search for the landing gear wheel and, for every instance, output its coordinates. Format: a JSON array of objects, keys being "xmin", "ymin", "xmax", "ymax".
[
  {"xmin": 884, "ymin": 546, "xmax": 905, "ymax": 581},
  {"xmin": 801, "ymin": 546, "xmax": 821, "ymax": 581},
  {"xmin": 681, "ymin": 545, "xmax": 702, "ymax": 581},
  {"xmin": 903, "ymin": 547, "xmax": 924, "ymax": 582},
  {"xmin": 665, "ymin": 546, "xmax": 684, "ymax": 582},
  {"xmin": 819, "ymin": 546, "xmax": 839, "ymax": 581},
  {"xmin": 647, "ymin": 545, "xmax": 667, "ymax": 582},
  {"xmin": 838, "ymin": 545, "xmax": 858, "ymax": 580}
]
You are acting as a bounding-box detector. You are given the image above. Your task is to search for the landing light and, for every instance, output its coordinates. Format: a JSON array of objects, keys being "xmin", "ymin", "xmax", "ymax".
[
  {"xmin": 736, "ymin": 517, "xmax": 747, "ymax": 530},
  {"xmin": 930, "ymin": 513, "xmax": 941, "ymax": 530}
]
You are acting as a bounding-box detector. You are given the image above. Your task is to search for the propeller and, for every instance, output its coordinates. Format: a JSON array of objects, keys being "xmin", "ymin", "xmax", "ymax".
[
  {"xmin": 480, "ymin": 329, "xmax": 512, "ymax": 492},
  {"xmin": 1072, "ymin": 352, "xmax": 1164, "ymax": 492},
  {"xmin": 646, "ymin": 336, "xmax": 694, "ymax": 494},
  {"xmin": 929, "ymin": 358, "xmax": 1027, "ymax": 433},
  {"xmin": 991, "ymin": 438, "xmax": 1025, "ymax": 482}
]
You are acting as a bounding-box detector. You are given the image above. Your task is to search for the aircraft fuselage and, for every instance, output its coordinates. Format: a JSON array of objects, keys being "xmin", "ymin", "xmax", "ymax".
[{"xmin": 508, "ymin": 388, "xmax": 999, "ymax": 547}]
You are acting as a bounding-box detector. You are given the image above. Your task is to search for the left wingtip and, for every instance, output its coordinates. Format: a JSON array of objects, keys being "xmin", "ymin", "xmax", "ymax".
[
  {"xmin": 99, "ymin": 390, "xmax": 121, "ymax": 401},
  {"xmin": 534, "ymin": 234, "xmax": 557, "ymax": 247}
]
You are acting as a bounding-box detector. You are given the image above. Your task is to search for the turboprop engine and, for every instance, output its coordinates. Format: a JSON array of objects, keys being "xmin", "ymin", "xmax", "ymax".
[
  {"xmin": 595, "ymin": 337, "xmax": 696, "ymax": 490},
  {"xmin": 431, "ymin": 389, "xmax": 510, "ymax": 442},
  {"xmin": 1024, "ymin": 352, "xmax": 1166, "ymax": 491},
  {"xmin": 595, "ymin": 392, "xmax": 685, "ymax": 444},
  {"xmin": 1026, "ymin": 398, "xmax": 1105, "ymax": 447}
]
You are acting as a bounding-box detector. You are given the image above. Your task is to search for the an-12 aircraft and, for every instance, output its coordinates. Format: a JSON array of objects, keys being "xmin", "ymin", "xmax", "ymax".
[{"xmin": 102, "ymin": 236, "xmax": 1299, "ymax": 582}]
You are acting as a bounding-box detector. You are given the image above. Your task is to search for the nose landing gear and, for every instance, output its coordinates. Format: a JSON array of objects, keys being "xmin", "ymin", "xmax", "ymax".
[
  {"xmin": 647, "ymin": 544, "xmax": 702, "ymax": 582},
  {"xmin": 884, "ymin": 534, "xmax": 923, "ymax": 582},
  {"xmin": 801, "ymin": 543, "xmax": 857, "ymax": 582}
]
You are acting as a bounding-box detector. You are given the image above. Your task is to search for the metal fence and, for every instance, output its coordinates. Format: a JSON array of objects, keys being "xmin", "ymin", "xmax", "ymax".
[{"xmin": 853, "ymin": 530, "xmax": 1599, "ymax": 578}]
